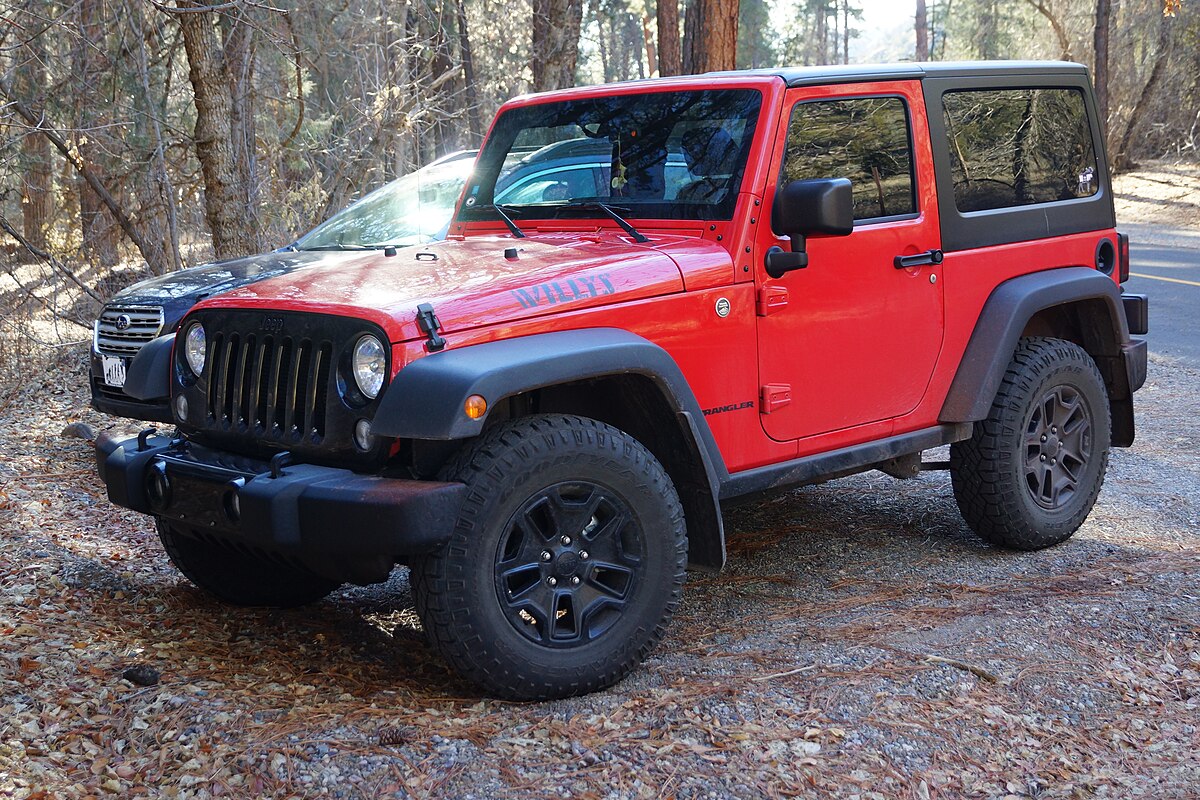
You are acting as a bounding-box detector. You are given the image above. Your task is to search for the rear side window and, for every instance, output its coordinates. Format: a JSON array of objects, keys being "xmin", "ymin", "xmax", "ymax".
[
  {"xmin": 781, "ymin": 97, "xmax": 916, "ymax": 222},
  {"xmin": 942, "ymin": 88, "xmax": 1099, "ymax": 213}
]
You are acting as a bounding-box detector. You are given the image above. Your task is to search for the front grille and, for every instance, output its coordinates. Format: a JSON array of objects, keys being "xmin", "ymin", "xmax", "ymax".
[
  {"xmin": 206, "ymin": 331, "xmax": 333, "ymax": 443},
  {"xmin": 96, "ymin": 305, "xmax": 164, "ymax": 357},
  {"xmin": 177, "ymin": 309, "xmax": 390, "ymax": 466}
]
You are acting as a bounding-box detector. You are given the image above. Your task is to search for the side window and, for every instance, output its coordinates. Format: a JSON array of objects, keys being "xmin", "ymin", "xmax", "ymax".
[
  {"xmin": 942, "ymin": 88, "xmax": 1098, "ymax": 213},
  {"xmin": 781, "ymin": 97, "xmax": 916, "ymax": 222}
]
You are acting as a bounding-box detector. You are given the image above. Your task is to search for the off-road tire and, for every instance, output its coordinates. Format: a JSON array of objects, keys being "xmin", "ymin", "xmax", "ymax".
[
  {"xmin": 950, "ymin": 336, "xmax": 1110, "ymax": 550},
  {"xmin": 157, "ymin": 518, "xmax": 339, "ymax": 607},
  {"xmin": 411, "ymin": 414, "xmax": 688, "ymax": 700}
]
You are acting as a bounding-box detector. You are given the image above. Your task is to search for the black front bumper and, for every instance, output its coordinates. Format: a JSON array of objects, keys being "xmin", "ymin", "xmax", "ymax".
[{"xmin": 96, "ymin": 433, "xmax": 465, "ymax": 583}]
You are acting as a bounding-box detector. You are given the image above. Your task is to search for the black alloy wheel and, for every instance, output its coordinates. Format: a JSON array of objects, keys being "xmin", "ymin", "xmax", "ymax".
[
  {"xmin": 1022, "ymin": 385, "xmax": 1093, "ymax": 510},
  {"xmin": 494, "ymin": 481, "xmax": 643, "ymax": 647}
]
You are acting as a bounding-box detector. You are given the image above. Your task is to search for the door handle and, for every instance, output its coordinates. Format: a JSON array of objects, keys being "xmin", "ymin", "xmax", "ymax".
[{"xmin": 893, "ymin": 249, "xmax": 943, "ymax": 269}]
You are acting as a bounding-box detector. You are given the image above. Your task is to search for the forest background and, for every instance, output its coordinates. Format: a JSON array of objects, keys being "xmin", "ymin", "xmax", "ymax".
[{"xmin": 0, "ymin": 0, "xmax": 1196, "ymax": 307}]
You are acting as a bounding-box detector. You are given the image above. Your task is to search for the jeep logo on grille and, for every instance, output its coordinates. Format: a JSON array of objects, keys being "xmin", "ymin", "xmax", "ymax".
[
  {"xmin": 115, "ymin": 314, "xmax": 132, "ymax": 331},
  {"xmin": 261, "ymin": 315, "xmax": 285, "ymax": 333}
]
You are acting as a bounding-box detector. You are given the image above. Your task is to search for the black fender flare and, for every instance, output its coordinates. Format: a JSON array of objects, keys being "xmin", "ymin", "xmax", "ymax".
[
  {"xmin": 939, "ymin": 267, "xmax": 1138, "ymax": 443},
  {"xmin": 123, "ymin": 334, "xmax": 174, "ymax": 402},
  {"xmin": 374, "ymin": 328, "xmax": 717, "ymax": 447},
  {"xmin": 372, "ymin": 327, "xmax": 729, "ymax": 569}
]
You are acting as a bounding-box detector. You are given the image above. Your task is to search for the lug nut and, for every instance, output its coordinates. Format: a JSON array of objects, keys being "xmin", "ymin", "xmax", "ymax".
[
  {"xmin": 1040, "ymin": 434, "xmax": 1048, "ymax": 442},
  {"xmin": 579, "ymin": 550, "xmax": 589, "ymax": 560},
  {"xmin": 1050, "ymin": 458, "xmax": 1057, "ymax": 465},
  {"xmin": 1040, "ymin": 454, "xmax": 1047, "ymax": 462},
  {"xmin": 540, "ymin": 551, "xmax": 552, "ymax": 562},
  {"xmin": 1051, "ymin": 426, "xmax": 1058, "ymax": 434},
  {"xmin": 560, "ymin": 535, "xmax": 572, "ymax": 546},
  {"xmin": 546, "ymin": 577, "xmax": 557, "ymax": 587},
  {"xmin": 570, "ymin": 576, "xmax": 581, "ymax": 586}
]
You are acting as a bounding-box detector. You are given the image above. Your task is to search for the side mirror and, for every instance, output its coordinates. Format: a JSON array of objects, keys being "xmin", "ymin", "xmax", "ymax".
[{"xmin": 765, "ymin": 178, "xmax": 854, "ymax": 278}]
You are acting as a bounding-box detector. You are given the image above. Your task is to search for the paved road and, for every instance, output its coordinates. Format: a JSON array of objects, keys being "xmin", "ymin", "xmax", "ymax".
[{"xmin": 1125, "ymin": 240, "xmax": 1200, "ymax": 366}]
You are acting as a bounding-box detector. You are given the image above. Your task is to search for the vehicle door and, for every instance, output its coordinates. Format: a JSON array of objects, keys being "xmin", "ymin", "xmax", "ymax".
[{"xmin": 755, "ymin": 80, "xmax": 944, "ymax": 443}]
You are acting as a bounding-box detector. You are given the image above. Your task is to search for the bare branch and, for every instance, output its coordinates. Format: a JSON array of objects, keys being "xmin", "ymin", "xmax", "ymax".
[{"xmin": 0, "ymin": 214, "xmax": 104, "ymax": 304}]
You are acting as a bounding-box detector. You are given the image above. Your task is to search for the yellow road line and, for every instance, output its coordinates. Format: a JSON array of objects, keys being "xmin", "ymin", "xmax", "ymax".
[{"xmin": 1129, "ymin": 272, "xmax": 1200, "ymax": 288}]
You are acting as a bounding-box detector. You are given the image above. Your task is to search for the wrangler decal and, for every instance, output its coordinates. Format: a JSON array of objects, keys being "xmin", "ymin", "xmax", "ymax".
[
  {"xmin": 702, "ymin": 401, "xmax": 755, "ymax": 416},
  {"xmin": 512, "ymin": 274, "xmax": 616, "ymax": 309}
]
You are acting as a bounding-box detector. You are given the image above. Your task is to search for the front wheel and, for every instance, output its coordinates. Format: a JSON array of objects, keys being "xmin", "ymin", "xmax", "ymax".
[
  {"xmin": 411, "ymin": 415, "xmax": 688, "ymax": 700},
  {"xmin": 950, "ymin": 337, "xmax": 1111, "ymax": 550}
]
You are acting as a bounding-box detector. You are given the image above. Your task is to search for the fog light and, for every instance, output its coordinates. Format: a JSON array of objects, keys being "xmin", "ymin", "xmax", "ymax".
[
  {"xmin": 353, "ymin": 419, "xmax": 374, "ymax": 451},
  {"xmin": 222, "ymin": 484, "xmax": 241, "ymax": 523},
  {"xmin": 145, "ymin": 463, "xmax": 171, "ymax": 511},
  {"xmin": 173, "ymin": 394, "xmax": 188, "ymax": 421},
  {"xmin": 464, "ymin": 394, "xmax": 487, "ymax": 420}
]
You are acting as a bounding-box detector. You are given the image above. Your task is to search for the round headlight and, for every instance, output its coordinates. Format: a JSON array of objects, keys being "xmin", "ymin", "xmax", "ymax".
[
  {"xmin": 352, "ymin": 335, "xmax": 386, "ymax": 399},
  {"xmin": 183, "ymin": 322, "xmax": 206, "ymax": 376}
]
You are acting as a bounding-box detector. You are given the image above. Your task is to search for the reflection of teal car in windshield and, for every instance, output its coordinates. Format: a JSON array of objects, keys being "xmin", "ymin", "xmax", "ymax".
[{"xmin": 294, "ymin": 140, "xmax": 693, "ymax": 251}]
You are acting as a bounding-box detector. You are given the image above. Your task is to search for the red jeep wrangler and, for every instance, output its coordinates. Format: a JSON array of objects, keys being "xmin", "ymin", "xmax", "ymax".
[{"xmin": 97, "ymin": 61, "xmax": 1148, "ymax": 700}]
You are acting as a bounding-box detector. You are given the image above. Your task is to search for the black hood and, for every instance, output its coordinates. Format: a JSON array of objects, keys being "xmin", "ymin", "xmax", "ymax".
[{"xmin": 107, "ymin": 250, "xmax": 352, "ymax": 331}]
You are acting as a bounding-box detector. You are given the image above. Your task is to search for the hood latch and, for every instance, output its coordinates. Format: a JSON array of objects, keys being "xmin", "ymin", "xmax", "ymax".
[{"xmin": 416, "ymin": 303, "xmax": 447, "ymax": 352}]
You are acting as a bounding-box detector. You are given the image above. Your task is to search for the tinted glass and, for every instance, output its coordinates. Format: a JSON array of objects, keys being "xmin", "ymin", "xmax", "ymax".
[
  {"xmin": 781, "ymin": 97, "xmax": 916, "ymax": 221},
  {"xmin": 942, "ymin": 88, "xmax": 1099, "ymax": 213},
  {"xmin": 460, "ymin": 89, "xmax": 763, "ymax": 221}
]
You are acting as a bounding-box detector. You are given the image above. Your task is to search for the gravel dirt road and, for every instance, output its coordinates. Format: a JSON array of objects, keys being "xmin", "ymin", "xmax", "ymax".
[{"xmin": 1, "ymin": 165, "xmax": 1197, "ymax": 799}]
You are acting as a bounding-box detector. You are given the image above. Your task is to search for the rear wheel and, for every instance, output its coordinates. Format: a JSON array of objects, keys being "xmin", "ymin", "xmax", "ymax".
[
  {"xmin": 411, "ymin": 414, "xmax": 687, "ymax": 700},
  {"xmin": 156, "ymin": 518, "xmax": 338, "ymax": 607},
  {"xmin": 950, "ymin": 337, "xmax": 1110, "ymax": 550}
]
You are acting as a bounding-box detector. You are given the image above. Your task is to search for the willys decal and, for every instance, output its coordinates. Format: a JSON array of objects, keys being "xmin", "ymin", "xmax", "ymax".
[{"xmin": 512, "ymin": 274, "xmax": 616, "ymax": 309}]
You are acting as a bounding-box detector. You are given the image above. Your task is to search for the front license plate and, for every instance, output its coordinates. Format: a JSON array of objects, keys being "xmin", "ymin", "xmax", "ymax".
[{"xmin": 101, "ymin": 355, "xmax": 127, "ymax": 388}]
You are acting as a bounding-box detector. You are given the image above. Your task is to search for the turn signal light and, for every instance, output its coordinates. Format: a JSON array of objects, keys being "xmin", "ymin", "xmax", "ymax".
[{"xmin": 464, "ymin": 395, "xmax": 487, "ymax": 420}]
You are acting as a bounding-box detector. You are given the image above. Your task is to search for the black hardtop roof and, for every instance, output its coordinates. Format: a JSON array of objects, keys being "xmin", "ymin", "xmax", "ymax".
[{"xmin": 705, "ymin": 60, "xmax": 1089, "ymax": 88}]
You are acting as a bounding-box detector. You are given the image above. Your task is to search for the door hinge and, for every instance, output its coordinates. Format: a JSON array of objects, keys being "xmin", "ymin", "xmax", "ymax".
[
  {"xmin": 756, "ymin": 285, "xmax": 789, "ymax": 316},
  {"xmin": 760, "ymin": 383, "xmax": 792, "ymax": 414}
]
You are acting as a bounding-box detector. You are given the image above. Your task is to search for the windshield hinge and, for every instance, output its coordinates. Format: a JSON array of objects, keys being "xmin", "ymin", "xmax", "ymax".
[{"xmin": 416, "ymin": 303, "xmax": 447, "ymax": 352}]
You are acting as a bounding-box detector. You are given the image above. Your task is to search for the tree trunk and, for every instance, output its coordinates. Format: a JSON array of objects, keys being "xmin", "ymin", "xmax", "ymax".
[
  {"xmin": 594, "ymin": 0, "xmax": 612, "ymax": 82},
  {"xmin": 658, "ymin": 0, "xmax": 682, "ymax": 76},
  {"xmin": 17, "ymin": 37, "xmax": 52, "ymax": 251},
  {"xmin": 1113, "ymin": 17, "xmax": 1172, "ymax": 171},
  {"xmin": 814, "ymin": 1, "xmax": 828, "ymax": 64},
  {"xmin": 1093, "ymin": 0, "xmax": 1111, "ymax": 140},
  {"xmin": 177, "ymin": 1, "xmax": 260, "ymax": 259},
  {"xmin": 456, "ymin": 0, "xmax": 484, "ymax": 142},
  {"xmin": 531, "ymin": 0, "xmax": 584, "ymax": 91},
  {"xmin": 915, "ymin": 0, "xmax": 929, "ymax": 61},
  {"xmin": 642, "ymin": 14, "xmax": 659, "ymax": 77},
  {"xmin": 684, "ymin": 0, "xmax": 739, "ymax": 74},
  {"xmin": 75, "ymin": 0, "xmax": 122, "ymax": 267},
  {"xmin": 842, "ymin": 0, "xmax": 850, "ymax": 64},
  {"xmin": 221, "ymin": 8, "xmax": 260, "ymax": 250}
]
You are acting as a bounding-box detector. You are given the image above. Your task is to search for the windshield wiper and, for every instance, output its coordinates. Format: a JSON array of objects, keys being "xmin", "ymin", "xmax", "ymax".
[
  {"xmin": 551, "ymin": 202, "xmax": 649, "ymax": 244},
  {"xmin": 474, "ymin": 203, "xmax": 526, "ymax": 239}
]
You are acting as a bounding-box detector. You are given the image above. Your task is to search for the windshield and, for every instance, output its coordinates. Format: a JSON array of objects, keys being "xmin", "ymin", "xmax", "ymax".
[
  {"xmin": 295, "ymin": 155, "xmax": 476, "ymax": 250},
  {"xmin": 459, "ymin": 89, "xmax": 763, "ymax": 223}
]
